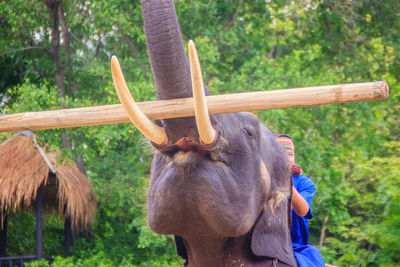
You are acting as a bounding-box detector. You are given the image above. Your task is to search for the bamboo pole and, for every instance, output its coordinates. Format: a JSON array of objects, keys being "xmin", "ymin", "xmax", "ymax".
[{"xmin": 0, "ymin": 81, "xmax": 388, "ymax": 133}]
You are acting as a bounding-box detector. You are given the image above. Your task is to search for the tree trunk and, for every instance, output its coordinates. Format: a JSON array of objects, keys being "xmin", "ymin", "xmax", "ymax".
[
  {"xmin": 76, "ymin": 153, "xmax": 87, "ymax": 175},
  {"xmin": 319, "ymin": 215, "xmax": 328, "ymax": 247},
  {"xmin": 45, "ymin": 0, "xmax": 65, "ymax": 97},
  {"xmin": 45, "ymin": 0, "xmax": 87, "ymax": 175},
  {"xmin": 58, "ymin": 1, "xmax": 78, "ymax": 94}
]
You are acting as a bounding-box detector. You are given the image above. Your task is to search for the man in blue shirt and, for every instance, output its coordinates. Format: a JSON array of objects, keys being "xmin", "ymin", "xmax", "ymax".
[{"xmin": 277, "ymin": 134, "xmax": 325, "ymax": 267}]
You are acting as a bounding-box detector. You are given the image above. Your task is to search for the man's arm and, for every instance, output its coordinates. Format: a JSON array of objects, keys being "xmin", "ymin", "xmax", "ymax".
[{"xmin": 292, "ymin": 186, "xmax": 310, "ymax": 217}]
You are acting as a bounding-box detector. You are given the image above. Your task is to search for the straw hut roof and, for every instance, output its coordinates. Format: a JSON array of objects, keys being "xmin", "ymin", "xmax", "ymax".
[{"xmin": 0, "ymin": 131, "xmax": 97, "ymax": 231}]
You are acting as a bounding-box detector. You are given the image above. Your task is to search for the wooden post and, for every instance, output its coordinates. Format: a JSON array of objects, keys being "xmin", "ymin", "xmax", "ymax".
[
  {"xmin": 64, "ymin": 215, "xmax": 72, "ymax": 257},
  {"xmin": 0, "ymin": 81, "xmax": 389, "ymax": 132},
  {"xmin": 35, "ymin": 185, "xmax": 43, "ymax": 261},
  {"xmin": 0, "ymin": 213, "xmax": 7, "ymax": 257}
]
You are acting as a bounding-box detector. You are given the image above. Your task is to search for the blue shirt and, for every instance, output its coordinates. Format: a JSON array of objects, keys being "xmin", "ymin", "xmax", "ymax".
[{"xmin": 290, "ymin": 174, "xmax": 316, "ymax": 245}]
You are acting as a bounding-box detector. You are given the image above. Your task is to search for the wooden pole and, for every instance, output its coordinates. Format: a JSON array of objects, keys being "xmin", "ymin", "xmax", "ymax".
[
  {"xmin": 35, "ymin": 185, "xmax": 43, "ymax": 261},
  {"xmin": 0, "ymin": 213, "xmax": 7, "ymax": 257},
  {"xmin": 0, "ymin": 81, "xmax": 388, "ymax": 132},
  {"xmin": 64, "ymin": 215, "xmax": 72, "ymax": 257}
]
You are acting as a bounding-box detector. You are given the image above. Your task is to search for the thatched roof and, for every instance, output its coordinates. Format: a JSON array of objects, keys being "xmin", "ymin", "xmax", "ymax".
[{"xmin": 0, "ymin": 131, "xmax": 97, "ymax": 231}]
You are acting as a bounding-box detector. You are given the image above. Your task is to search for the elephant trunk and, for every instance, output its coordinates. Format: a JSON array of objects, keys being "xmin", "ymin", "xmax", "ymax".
[
  {"xmin": 142, "ymin": 0, "xmax": 214, "ymax": 145},
  {"xmin": 142, "ymin": 0, "xmax": 191, "ymax": 100}
]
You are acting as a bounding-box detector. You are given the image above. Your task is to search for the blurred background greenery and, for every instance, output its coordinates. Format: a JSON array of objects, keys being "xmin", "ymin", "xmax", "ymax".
[{"xmin": 0, "ymin": 0, "xmax": 399, "ymax": 266}]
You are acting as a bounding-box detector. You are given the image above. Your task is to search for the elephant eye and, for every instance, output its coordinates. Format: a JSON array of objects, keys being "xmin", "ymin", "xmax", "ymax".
[{"xmin": 243, "ymin": 127, "xmax": 255, "ymax": 137}]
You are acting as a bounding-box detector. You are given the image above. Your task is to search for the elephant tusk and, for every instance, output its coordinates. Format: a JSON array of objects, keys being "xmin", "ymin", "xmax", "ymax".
[
  {"xmin": 111, "ymin": 56, "xmax": 167, "ymax": 145},
  {"xmin": 188, "ymin": 40, "xmax": 216, "ymax": 145}
]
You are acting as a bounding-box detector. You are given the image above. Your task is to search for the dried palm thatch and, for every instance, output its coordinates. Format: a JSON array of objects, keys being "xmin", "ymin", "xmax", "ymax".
[{"xmin": 0, "ymin": 132, "xmax": 97, "ymax": 231}]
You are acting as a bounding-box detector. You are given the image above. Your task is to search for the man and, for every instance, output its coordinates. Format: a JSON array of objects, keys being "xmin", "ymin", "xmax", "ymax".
[{"xmin": 277, "ymin": 134, "xmax": 325, "ymax": 267}]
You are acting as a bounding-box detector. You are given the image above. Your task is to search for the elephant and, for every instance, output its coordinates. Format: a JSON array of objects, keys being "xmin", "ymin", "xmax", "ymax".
[{"xmin": 111, "ymin": 0, "xmax": 298, "ymax": 266}]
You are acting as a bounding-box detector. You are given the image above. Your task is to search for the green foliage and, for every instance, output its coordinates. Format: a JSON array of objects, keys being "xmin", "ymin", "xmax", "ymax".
[
  {"xmin": 26, "ymin": 252, "xmax": 182, "ymax": 267},
  {"xmin": 1, "ymin": 0, "xmax": 399, "ymax": 266}
]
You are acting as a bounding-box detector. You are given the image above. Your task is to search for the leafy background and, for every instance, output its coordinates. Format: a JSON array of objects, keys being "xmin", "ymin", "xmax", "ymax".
[{"xmin": 0, "ymin": 0, "xmax": 399, "ymax": 266}]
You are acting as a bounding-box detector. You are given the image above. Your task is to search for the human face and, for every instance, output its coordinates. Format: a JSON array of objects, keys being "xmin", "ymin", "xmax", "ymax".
[{"xmin": 286, "ymin": 150, "xmax": 295, "ymax": 166}]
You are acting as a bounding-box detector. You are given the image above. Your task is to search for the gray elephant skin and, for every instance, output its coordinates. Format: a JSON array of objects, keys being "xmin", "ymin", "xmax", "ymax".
[{"xmin": 120, "ymin": 1, "xmax": 299, "ymax": 266}]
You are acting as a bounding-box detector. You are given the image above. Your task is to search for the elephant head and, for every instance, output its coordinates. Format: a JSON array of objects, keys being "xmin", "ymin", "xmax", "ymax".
[{"xmin": 112, "ymin": 1, "xmax": 297, "ymax": 266}]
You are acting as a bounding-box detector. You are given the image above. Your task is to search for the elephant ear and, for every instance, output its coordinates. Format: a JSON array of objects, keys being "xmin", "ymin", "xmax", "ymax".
[
  {"xmin": 251, "ymin": 202, "xmax": 297, "ymax": 266},
  {"xmin": 251, "ymin": 129, "xmax": 298, "ymax": 266}
]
